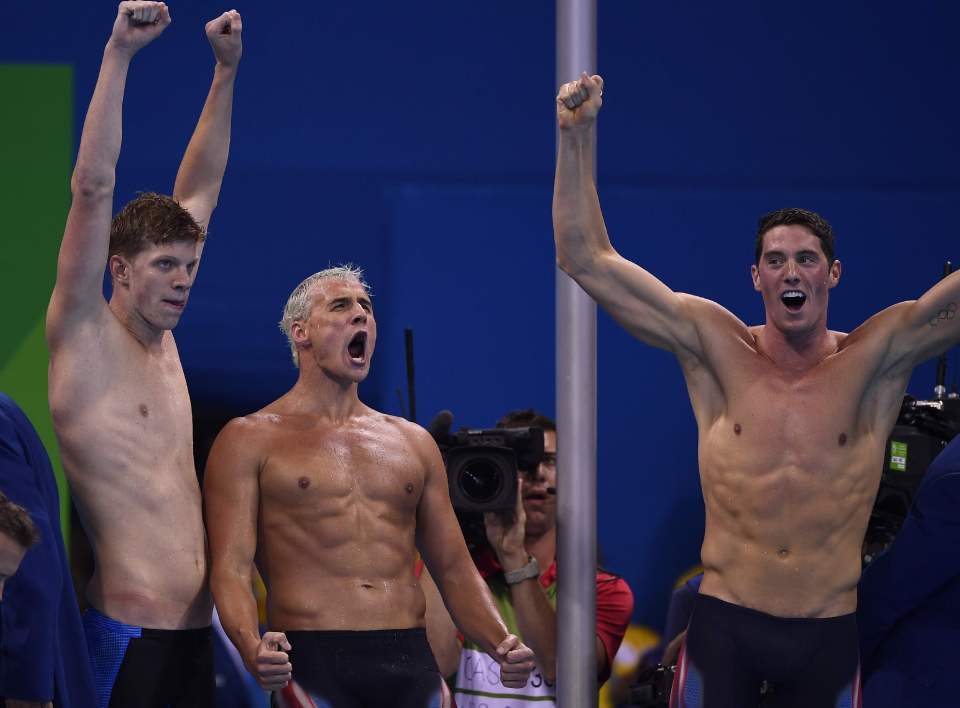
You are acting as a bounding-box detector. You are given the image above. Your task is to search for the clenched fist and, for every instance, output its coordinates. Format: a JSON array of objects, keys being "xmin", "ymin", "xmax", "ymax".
[
  {"xmin": 247, "ymin": 631, "xmax": 293, "ymax": 692},
  {"xmin": 495, "ymin": 634, "xmax": 536, "ymax": 688},
  {"xmin": 109, "ymin": 1, "xmax": 171, "ymax": 56},
  {"xmin": 206, "ymin": 9, "xmax": 243, "ymax": 68},
  {"xmin": 556, "ymin": 72, "xmax": 604, "ymax": 132}
]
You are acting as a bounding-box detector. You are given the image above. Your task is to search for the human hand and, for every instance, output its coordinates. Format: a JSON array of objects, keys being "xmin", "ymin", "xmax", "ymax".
[
  {"xmin": 206, "ymin": 9, "xmax": 243, "ymax": 68},
  {"xmin": 108, "ymin": 1, "xmax": 171, "ymax": 57},
  {"xmin": 556, "ymin": 72, "xmax": 603, "ymax": 132},
  {"xmin": 484, "ymin": 480, "xmax": 527, "ymax": 565},
  {"xmin": 247, "ymin": 631, "xmax": 292, "ymax": 691},
  {"xmin": 494, "ymin": 634, "xmax": 535, "ymax": 688}
]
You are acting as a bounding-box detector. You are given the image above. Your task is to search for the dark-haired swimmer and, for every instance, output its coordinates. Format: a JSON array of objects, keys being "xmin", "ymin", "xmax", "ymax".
[
  {"xmin": 205, "ymin": 267, "xmax": 535, "ymax": 706},
  {"xmin": 46, "ymin": 3, "xmax": 241, "ymax": 705},
  {"xmin": 554, "ymin": 73, "xmax": 960, "ymax": 708}
]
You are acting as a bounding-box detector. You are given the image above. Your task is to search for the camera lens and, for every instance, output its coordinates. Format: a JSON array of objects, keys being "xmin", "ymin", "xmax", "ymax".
[{"xmin": 458, "ymin": 459, "xmax": 504, "ymax": 503}]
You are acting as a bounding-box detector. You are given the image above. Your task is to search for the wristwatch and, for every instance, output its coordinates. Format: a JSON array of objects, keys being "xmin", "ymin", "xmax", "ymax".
[{"xmin": 504, "ymin": 556, "xmax": 540, "ymax": 586}]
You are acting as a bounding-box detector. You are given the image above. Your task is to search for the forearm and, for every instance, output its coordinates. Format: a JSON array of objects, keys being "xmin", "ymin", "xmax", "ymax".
[
  {"xmin": 506, "ymin": 577, "xmax": 558, "ymax": 682},
  {"xmin": 211, "ymin": 570, "xmax": 262, "ymax": 670},
  {"xmin": 435, "ymin": 562, "xmax": 509, "ymax": 657},
  {"xmin": 72, "ymin": 43, "xmax": 132, "ymax": 197},
  {"xmin": 553, "ymin": 128, "xmax": 612, "ymax": 276},
  {"xmin": 173, "ymin": 64, "xmax": 237, "ymax": 216}
]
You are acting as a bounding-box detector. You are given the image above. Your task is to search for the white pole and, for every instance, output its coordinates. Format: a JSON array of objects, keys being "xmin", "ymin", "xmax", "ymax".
[{"xmin": 556, "ymin": 0, "xmax": 597, "ymax": 705}]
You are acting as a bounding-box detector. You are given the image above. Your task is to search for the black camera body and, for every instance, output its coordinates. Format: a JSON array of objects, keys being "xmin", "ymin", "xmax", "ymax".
[
  {"xmin": 629, "ymin": 664, "xmax": 675, "ymax": 707},
  {"xmin": 428, "ymin": 411, "xmax": 545, "ymax": 549},
  {"xmin": 865, "ymin": 395, "xmax": 960, "ymax": 561},
  {"xmin": 441, "ymin": 426, "xmax": 545, "ymax": 513}
]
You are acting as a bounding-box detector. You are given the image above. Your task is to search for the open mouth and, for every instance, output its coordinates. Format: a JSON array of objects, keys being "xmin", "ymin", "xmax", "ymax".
[
  {"xmin": 780, "ymin": 290, "xmax": 807, "ymax": 311},
  {"xmin": 523, "ymin": 489, "xmax": 549, "ymax": 502},
  {"xmin": 347, "ymin": 331, "xmax": 367, "ymax": 362}
]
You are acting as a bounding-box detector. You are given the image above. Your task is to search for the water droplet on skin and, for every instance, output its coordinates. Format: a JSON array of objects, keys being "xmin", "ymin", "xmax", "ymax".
[{"xmin": 405, "ymin": 482, "xmax": 414, "ymax": 494}]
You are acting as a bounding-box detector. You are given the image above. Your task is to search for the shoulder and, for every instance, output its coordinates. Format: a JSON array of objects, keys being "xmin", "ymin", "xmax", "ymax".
[
  {"xmin": 369, "ymin": 411, "xmax": 438, "ymax": 453},
  {"xmin": 840, "ymin": 301, "xmax": 913, "ymax": 351},
  {"xmin": 0, "ymin": 394, "xmax": 25, "ymax": 456}
]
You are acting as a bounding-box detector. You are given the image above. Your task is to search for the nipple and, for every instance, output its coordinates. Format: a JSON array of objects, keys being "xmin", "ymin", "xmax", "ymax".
[
  {"xmin": 734, "ymin": 423, "xmax": 742, "ymax": 435},
  {"xmin": 838, "ymin": 433, "xmax": 847, "ymax": 446}
]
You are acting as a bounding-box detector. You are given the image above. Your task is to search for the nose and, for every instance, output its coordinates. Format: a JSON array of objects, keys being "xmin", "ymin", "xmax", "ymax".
[
  {"xmin": 785, "ymin": 260, "xmax": 800, "ymax": 282},
  {"xmin": 351, "ymin": 305, "xmax": 368, "ymax": 325},
  {"xmin": 172, "ymin": 266, "xmax": 192, "ymax": 291}
]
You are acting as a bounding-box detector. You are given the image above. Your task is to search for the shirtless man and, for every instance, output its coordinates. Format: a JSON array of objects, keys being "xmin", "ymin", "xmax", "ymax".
[
  {"xmin": 553, "ymin": 74, "xmax": 960, "ymax": 707},
  {"xmin": 205, "ymin": 267, "xmax": 535, "ymax": 707},
  {"xmin": 46, "ymin": 3, "xmax": 241, "ymax": 705}
]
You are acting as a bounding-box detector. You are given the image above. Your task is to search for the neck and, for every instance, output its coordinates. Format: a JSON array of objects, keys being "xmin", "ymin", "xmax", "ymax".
[
  {"xmin": 524, "ymin": 525, "xmax": 557, "ymax": 570},
  {"xmin": 108, "ymin": 295, "xmax": 166, "ymax": 350},
  {"xmin": 284, "ymin": 365, "xmax": 365, "ymax": 422},
  {"xmin": 757, "ymin": 320, "xmax": 835, "ymax": 370}
]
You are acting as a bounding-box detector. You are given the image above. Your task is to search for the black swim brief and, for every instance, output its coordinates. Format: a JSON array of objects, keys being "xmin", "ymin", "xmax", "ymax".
[
  {"xmin": 83, "ymin": 607, "xmax": 214, "ymax": 708},
  {"xmin": 670, "ymin": 593, "xmax": 861, "ymax": 708},
  {"xmin": 275, "ymin": 627, "xmax": 443, "ymax": 708}
]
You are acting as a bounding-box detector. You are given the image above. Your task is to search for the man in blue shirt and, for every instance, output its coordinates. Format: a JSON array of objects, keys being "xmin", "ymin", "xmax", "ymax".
[{"xmin": 0, "ymin": 393, "xmax": 96, "ymax": 708}]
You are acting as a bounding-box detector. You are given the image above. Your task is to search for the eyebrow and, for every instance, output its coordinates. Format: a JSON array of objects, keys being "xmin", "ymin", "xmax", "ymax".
[{"xmin": 764, "ymin": 249, "xmax": 819, "ymax": 258}]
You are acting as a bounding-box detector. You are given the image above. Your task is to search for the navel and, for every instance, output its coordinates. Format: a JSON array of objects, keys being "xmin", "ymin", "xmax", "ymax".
[
  {"xmin": 838, "ymin": 432, "xmax": 847, "ymax": 447},
  {"xmin": 298, "ymin": 477, "xmax": 310, "ymax": 490},
  {"xmin": 139, "ymin": 404, "xmax": 149, "ymax": 418},
  {"xmin": 405, "ymin": 482, "xmax": 414, "ymax": 494},
  {"xmin": 733, "ymin": 423, "xmax": 742, "ymax": 436},
  {"xmin": 777, "ymin": 548, "xmax": 790, "ymax": 558}
]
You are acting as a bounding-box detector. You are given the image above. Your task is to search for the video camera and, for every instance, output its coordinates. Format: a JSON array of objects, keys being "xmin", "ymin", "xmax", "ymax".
[
  {"xmin": 864, "ymin": 394, "xmax": 960, "ymax": 562},
  {"xmin": 427, "ymin": 410, "xmax": 546, "ymax": 548}
]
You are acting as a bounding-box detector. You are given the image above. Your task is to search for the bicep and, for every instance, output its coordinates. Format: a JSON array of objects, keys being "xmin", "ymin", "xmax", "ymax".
[
  {"xmin": 890, "ymin": 273, "xmax": 960, "ymax": 369},
  {"xmin": 175, "ymin": 195, "xmax": 214, "ymax": 236},
  {"xmin": 573, "ymin": 251, "xmax": 730, "ymax": 361},
  {"xmin": 51, "ymin": 194, "xmax": 114, "ymax": 319},
  {"xmin": 414, "ymin": 434, "xmax": 469, "ymax": 574},
  {"xmin": 203, "ymin": 421, "xmax": 260, "ymax": 575}
]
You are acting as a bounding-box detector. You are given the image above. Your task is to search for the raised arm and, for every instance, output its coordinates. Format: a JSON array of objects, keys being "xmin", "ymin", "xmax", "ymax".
[
  {"xmin": 412, "ymin": 428, "xmax": 535, "ymax": 688},
  {"xmin": 553, "ymin": 74, "xmax": 709, "ymax": 359},
  {"xmin": 879, "ymin": 269, "xmax": 960, "ymax": 376},
  {"xmin": 172, "ymin": 9, "xmax": 242, "ymax": 241},
  {"xmin": 204, "ymin": 418, "xmax": 291, "ymax": 692},
  {"xmin": 47, "ymin": 2, "xmax": 170, "ymax": 340}
]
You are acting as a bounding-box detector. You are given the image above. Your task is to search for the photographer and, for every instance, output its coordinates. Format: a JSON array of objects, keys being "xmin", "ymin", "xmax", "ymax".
[{"xmin": 450, "ymin": 409, "xmax": 633, "ymax": 706}]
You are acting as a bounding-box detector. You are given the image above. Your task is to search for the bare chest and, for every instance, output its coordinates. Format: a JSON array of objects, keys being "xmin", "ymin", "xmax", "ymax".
[
  {"xmin": 52, "ymin": 328, "xmax": 194, "ymax": 468},
  {"xmin": 260, "ymin": 426, "xmax": 425, "ymax": 515}
]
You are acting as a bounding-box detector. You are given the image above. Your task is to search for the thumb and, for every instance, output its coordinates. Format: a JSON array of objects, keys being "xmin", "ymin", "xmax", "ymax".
[
  {"xmin": 495, "ymin": 634, "xmax": 517, "ymax": 656},
  {"xmin": 278, "ymin": 632, "xmax": 292, "ymax": 652}
]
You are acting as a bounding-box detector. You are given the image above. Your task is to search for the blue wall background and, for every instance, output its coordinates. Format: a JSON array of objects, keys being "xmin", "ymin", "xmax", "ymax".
[{"xmin": 3, "ymin": 1, "xmax": 959, "ymax": 631}]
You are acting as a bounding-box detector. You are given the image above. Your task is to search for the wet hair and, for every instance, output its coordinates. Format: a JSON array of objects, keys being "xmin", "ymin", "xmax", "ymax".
[
  {"xmin": 496, "ymin": 408, "xmax": 556, "ymax": 432},
  {"xmin": 279, "ymin": 264, "xmax": 371, "ymax": 367},
  {"xmin": 755, "ymin": 208, "xmax": 836, "ymax": 265},
  {"xmin": 109, "ymin": 192, "xmax": 205, "ymax": 262},
  {"xmin": 0, "ymin": 492, "xmax": 39, "ymax": 550}
]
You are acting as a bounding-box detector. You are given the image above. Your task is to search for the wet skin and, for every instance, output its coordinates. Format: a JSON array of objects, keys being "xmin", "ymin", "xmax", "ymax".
[{"xmin": 49, "ymin": 241, "xmax": 212, "ymax": 628}]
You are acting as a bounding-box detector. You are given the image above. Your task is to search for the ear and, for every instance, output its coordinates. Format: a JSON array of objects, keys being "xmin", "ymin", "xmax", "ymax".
[
  {"xmin": 290, "ymin": 320, "xmax": 309, "ymax": 349},
  {"xmin": 828, "ymin": 259, "xmax": 842, "ymax": 289},
  {"xmin": 751, "ymin": 263, "xmax": 761, "ymax": 292},
  {"xmin": 109, "ymin": 254, "xmax": 130, "ymax": 286}
]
